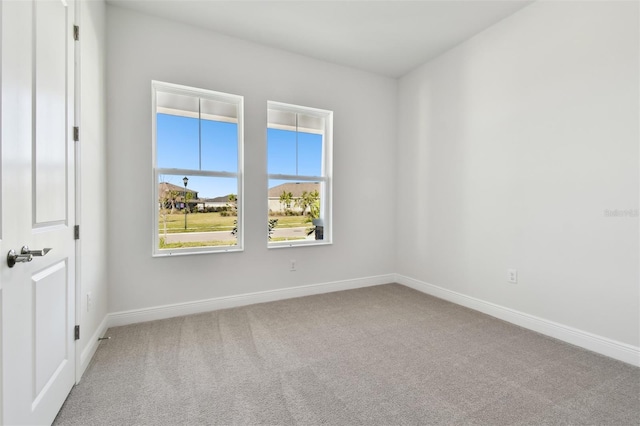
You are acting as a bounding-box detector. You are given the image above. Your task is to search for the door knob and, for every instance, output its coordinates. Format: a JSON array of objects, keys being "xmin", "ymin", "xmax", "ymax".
[{"xmin": 7, "ymin": 250, "xmax": 33, "ymax": 268}]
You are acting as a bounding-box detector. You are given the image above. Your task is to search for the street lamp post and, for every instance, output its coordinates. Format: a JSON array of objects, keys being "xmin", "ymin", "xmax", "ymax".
[{"xmin": 183, "ymin": 176, "xmax": 189, "ymax": 230}]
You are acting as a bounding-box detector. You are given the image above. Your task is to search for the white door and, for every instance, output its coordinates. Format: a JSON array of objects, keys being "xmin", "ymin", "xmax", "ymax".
[{"xmin": 1, "ymin": 0, "xmax": 77, "ymax": 424}]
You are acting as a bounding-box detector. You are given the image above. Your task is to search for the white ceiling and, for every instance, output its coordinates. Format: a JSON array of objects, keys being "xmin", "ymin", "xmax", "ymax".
[{"xmin": 107, "ymin": 0, "xmax": 535, "ymax": 78}]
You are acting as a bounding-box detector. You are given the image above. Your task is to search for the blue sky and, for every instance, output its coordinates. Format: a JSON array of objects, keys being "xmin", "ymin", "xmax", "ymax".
[{"xmin": 157, "ymin": 114, "xmax": 322, "ymax": 199}]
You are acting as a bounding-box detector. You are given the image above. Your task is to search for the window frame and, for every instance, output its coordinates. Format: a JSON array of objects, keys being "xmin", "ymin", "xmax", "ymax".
[
  {"xmin": 267, "ymin": 101, "xmax": 333, "ymax": 248},
  {"xmin": 152, "ymin": 81, "xmax": 244, "ymax": 256}
]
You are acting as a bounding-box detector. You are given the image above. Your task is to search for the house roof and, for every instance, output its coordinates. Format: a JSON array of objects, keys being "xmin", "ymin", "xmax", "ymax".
[
  {"xmin": 268, "ymin": 182, "xmax": 319, "ymax": 198},
  {"xmin": 159, "ymin": 182, "xmax": 198, "ymax": 196},
  {"xmin": 209, "ymin": 194, "xmax": 236, "ymax": 203}
]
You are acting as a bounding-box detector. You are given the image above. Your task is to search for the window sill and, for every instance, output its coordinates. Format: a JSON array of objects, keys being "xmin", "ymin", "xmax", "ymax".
[
  {"xmin": 153, "ymin": 247, "xmax": 243, "ymax": 257},
  {"xmin": 268, "ymin": 241, "xmax": 332, "ymax": 249}
]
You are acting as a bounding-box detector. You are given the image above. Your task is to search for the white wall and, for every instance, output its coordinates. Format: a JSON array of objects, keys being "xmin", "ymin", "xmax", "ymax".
[
  {"xmin": 78, "ymin": 0, "xmax": 108, "ymax": 375},
  {"xmin": 106, "ymin": 6, "xmax": 397, "ymax": 313},
  {"xmin": 397, "ymin": 1, "xmax": 639, "ymax": 347}
]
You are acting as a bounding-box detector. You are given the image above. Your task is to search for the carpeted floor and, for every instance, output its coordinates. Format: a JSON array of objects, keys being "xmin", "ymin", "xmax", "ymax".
[{"xmin": 54, "ymin": 284, "xmax": 640, "ymax": 425}]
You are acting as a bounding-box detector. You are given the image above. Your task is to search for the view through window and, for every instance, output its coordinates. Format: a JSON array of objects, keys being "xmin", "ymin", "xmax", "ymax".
[{"xmin": 153, "ymin": 81, "xmax": 243, "ymax": 255}]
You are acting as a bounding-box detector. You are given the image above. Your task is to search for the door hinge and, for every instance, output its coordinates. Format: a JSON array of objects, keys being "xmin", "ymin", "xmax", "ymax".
[
  {"xmin": 74, "ymin": 225, "xmax": 80, "ymax": 240},
  {"xmin": 74, "ymin": 325, "xmax": 80, "ymax": 341},
  {"xmin": 73, "ymin": 25, "xmax": 79, "ymax": 41},
  {"xmin": 73, "ymin": 126, "xmax": 79, "ymax": 142}
]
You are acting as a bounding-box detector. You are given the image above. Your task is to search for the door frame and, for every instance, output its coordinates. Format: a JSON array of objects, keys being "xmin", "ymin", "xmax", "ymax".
[
  {"xmin": 0, "ymin": 0, "xmax": 4, "ymax": 422},
  {"xmin": 73, "ymin": 0, "xmax": 82, "ymax": 385}
]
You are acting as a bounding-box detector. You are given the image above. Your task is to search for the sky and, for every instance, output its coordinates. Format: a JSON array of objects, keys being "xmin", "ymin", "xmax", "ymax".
[{"xmin": 157, "ymin": 113, "xmax": 322, "ymax": 199}]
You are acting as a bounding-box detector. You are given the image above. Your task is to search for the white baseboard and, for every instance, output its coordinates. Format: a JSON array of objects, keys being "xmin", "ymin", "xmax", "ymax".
[
  {"xmin": 78, "ymin": 314, "xmax": 110, "ymax": 382},
  {"xmin": 395, "ymin": 274, "xmax": 640, "ymax": 367},
  {"xmin": 107, "ymin": 274, "xmax": 395, "ymax": 328}
]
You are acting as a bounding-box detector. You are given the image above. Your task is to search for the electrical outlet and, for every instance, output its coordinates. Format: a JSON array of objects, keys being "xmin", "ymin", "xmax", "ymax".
[
  {"xmin": 507, "ymin": 269, "xmax": 518, "ymax": 284},
  {"xmin": 87, "ymin": 292, "xmax": 92, "ymax": 312},
  {"xmin": 290, "ymin": 260, "xmax": 296, "ymax": 272}
]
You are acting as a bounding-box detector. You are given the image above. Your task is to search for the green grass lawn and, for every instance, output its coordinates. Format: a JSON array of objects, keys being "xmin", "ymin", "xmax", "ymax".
[
  {"xmin": 159, "ymin": 236, "xmax": 305, "ymax": 249},
  {"xmin": 159, "ymin": 212, "xmax": 311, "ymax": 233},
  {"xmin": 158, "ymin": 212, "xmax": 311, "ymax": 249},
  {"xmin": 159, "ymin": 239, "xmax": 237, "ymax": 249},
  {"xmin": 270, "ymin": 236, "xmax": 306, "ymax": 242},
  {"xmin": 270, "ymin": 215, "xmax": 313, "ymax": 228},
  {"xmin": 159, "ymin": 212, "xmax": 235, "ymax": 233}
]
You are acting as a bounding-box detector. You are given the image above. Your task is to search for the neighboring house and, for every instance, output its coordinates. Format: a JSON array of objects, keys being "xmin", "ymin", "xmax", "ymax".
[
  {"xmin": 200, "ymin": 194, "xmax": 236, "ymax": 211},
  {"xmin": 159, "ymin": 182, "xmax": 199, "ymax": 210},
  {"xmin": 268, "ymin": 182, "xmax": 320, "ymax": 213},
  {"xmin": 159, "ymin": 183, "xmax": 237, "ymax": 212}
]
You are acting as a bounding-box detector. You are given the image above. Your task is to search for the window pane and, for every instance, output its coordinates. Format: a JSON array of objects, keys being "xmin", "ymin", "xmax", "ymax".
[
  {"xmin": 267, "ymin": 128, "xmax": 296, "ymax": 175},
  {"xmin": 158, "ymin": 174, "xmax": 238, "ymax": 249},
  {"xmin": 297, "ymin": 132, "xmax": 322, "ymax": 176},
  {"xmin": 268, "ymin": 179, "xmax": 323, "ymax": 243},
  {"xmin": 157, "ymin": 113, "xmax": 200, "ymax": 169},
  {"xmin": 201, "ymin": 120, "xmax": 238, "ymax": 172}
]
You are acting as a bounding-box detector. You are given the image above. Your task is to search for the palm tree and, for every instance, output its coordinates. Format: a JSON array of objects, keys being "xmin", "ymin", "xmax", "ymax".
[
  {"xmin": 296, "ymin": 190, "xmax": 320, "ymax": 217},
  {"xmin": 279, "ymin": 191, "xmax": 293, "ymax": 213},
  {"xmin": 308, "ymin": 190, "xmax": 320, "ymax": 219}
]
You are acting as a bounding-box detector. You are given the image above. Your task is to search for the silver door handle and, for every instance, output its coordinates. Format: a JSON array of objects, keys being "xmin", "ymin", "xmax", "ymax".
[
  {"xmin": 21, "ymin": 246, "xmax": 52, "ymax": 256},
  {"xmin": 6, "ymin": 246, "xmax": 52, "ymax": 268},
  {"xmin": 7, "ymin": 250, "xmax": 32, "ymax": 268}
]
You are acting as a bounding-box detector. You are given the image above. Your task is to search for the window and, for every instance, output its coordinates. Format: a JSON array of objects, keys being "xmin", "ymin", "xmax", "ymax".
[
  {"xmin": 152, "ymin": 81, "xmax": 243, "ymax": 256},
  {"xmin": 267, "ymin": 101, "xmax": 332, "ymax": 247}
]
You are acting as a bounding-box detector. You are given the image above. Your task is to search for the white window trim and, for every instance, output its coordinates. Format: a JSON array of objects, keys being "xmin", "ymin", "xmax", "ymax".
[
  {"xmin": 267, "ymin": 101, "xmax": 333, "ymax": 248},
  {"xmin": 152, "ymin": 81, "xmax": 244, "ymax": 257}
]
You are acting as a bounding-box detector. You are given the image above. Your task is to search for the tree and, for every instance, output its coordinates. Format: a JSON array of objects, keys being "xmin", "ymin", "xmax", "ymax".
[
  {"xmin": 184, "ymin": 191, "xmax": 194, "ymax": 213},
  {"xmin": 295, "ymin": 191, "xmax": 309, "ymax": 215},
  {"xmin": 296, "ymin": 190, "xmax": 320, "ymax": 218},
  {"xmin": 159, "ymin": 191, "xmax": 171, "ymax": 242},
  {"xmin": 168, "ymin": 191, "xmax": 179, "ymax": 214},
  {"xmin": 308, "ymin": 190, "xmax": 320, "ymax": 219},
  {"xmin": 227, "ymin": 194, "xmax": 238, "ymax": 216},
  {"xmin": 158, "ymin": 186, "xmax": 180, "ymax": 214},
  {"xmin": 158, "ymin": 187, "xmax": 180, "ymax": 245},
  {"xmin": 279, "ymin": 191, "xmax": 293, "ymax": 213}
]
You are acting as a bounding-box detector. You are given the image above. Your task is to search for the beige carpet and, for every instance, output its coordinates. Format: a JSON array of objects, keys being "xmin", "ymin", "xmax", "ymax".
[{"xmin": 54, "ymin": 284, "xmax": 640, "ymax": 425}]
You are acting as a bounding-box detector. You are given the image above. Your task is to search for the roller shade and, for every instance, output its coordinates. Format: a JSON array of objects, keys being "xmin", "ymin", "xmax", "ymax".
[
  {"xmin": 268, "ymin": 109, "xmax": 324, "ymax": 135},
  {"xmin": 157, "ymin": 91, "xmax": 238, "ymax": 124}
]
